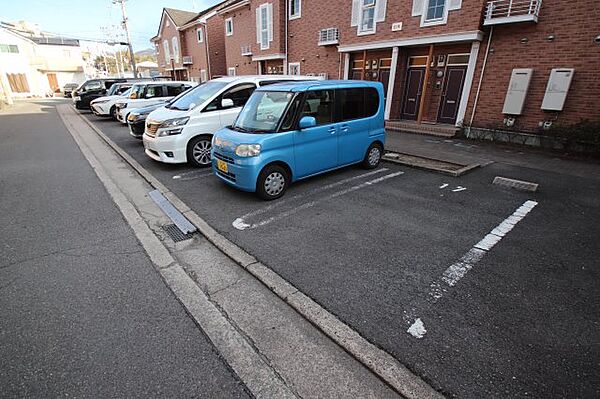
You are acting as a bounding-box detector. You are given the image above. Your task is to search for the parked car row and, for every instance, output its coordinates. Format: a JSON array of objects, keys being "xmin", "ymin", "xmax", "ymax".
[{"xmin": 75, "ymin": 76, "xmax": 385, "ymax": 200}]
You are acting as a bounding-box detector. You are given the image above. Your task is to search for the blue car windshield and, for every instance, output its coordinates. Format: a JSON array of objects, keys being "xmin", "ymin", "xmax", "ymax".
[
  {"xmin": 168, "ymin": 81, "xmax": 227, "ymax": 111},
  {"xmin": 233, "ymin": 91, "xmax": 294, "ymax": 132}
]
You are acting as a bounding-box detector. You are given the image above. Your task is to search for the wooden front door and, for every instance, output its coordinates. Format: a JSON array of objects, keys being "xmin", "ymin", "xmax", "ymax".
[
  {"xmin": 47, "ymin": 73, "xmax": 59, "ymax": 92},
  {"xmin": 401, "ymin": 68, "xmax": 425, "ymax": 120},
  {"xmin": 437, "ymin": 66, "xmax": 467, "ymax": 124}
]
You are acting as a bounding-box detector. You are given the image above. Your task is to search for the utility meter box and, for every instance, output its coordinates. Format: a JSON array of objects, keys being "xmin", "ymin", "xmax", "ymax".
[
  {"xmin": 541, "ymin": 68, "xmax": 575, "ymax": 111},
  {"xmin": 502, "ymin": 68, "xmax": 533, "ymax": 115}
]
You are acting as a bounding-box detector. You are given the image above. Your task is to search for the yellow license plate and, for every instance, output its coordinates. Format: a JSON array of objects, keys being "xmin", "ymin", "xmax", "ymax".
[{"xmin": 217, "ymin": 159, "xmax": 228, "ymax": 173}]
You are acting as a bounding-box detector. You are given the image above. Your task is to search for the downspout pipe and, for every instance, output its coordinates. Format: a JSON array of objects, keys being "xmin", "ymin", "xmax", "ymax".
[
  {"xmin": 469, "ymin": 25, "xmax": 493, "ymax": 129},
  {"xmin": 284, "ymin": 0, "xmax": 288, "ymax": 74},
  {"xmin": 202, "ymin": 22, "xmax": 212, "ymax": 79}
]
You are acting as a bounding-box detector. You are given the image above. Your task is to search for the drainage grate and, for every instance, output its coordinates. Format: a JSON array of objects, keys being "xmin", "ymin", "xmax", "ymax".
[{"xmin": 163, "ymin": 224, "xmax": 194, "ymax": 242}]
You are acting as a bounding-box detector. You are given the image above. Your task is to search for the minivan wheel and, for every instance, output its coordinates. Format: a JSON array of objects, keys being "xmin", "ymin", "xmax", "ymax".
[
  {"xmin": 256, "ymin": 165, "xmax": 289, "ymax": 200},
  {"xmin": 363, "ymin": 143, "xmax": 382, "ymax": 169},
  {"xmin": 187, "ymin": 135, "xmax": 212, "ymax": 167},
  {"xmin": 110, "ymin": 105, "xmax": 117, "ymax": 119}
]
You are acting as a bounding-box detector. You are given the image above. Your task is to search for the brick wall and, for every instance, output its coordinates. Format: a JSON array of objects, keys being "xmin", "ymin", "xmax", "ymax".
[
  {"xmin": 206, "ymin": 15, "xmax": 227, "ymax": 77},
  {"xmin": 155, "ymin": 15, "xmax": 184, "ymax": 74},
  {"xmin": 465, "ymin": 0, "xmax": 600, "ymax": 131},
  {"xmin": 221, "ymin": 3, "xmax": 259, "ymax": 75},
  {"xmin": 287, "ymin": 0, "xmax": 342, "ymax": 78},
  {"xmin": 181, "ymin": 25, "xmax": 205, "ymax": 80}
]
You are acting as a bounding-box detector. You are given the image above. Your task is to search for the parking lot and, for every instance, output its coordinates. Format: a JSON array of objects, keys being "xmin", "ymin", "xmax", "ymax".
[{"xmin": 84, "ymin": 111, "xmax": 599, "ymax": 398}]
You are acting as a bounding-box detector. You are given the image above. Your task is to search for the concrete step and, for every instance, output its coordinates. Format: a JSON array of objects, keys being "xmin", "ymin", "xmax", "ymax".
[{"xmin": 385, "ymin": 120, "xmax": 460, "ymax": 138}]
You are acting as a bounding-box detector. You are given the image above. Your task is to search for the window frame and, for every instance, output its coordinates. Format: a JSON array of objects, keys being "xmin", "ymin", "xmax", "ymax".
[
  {"xmin": 225, "ymin": 18, "xmax": 234, "ymax": 36},
  {"xmin": 289, "ymin": 0, "xmax": 301, "ymax": 20},
  {"xmin": 197, "ymin": 27, "xmax": 204, "ymax": 43},
  {"xmin": 171, "ymin": 37, "xmax": 179, "ymax": 62},
  {"xmin": 288, "ymin": 62, "xmax": 301, "ymax": 76},
  {"xmin": 421, "ymin": 0, "xmax": 449, "ymax": 26},
  {"xmin": 299, "ymin": 89, "xmax": 335, "ymax": 127},
  {"xmin": 358, "ymin": 0, "xmax": 377, "ymax": 35},
  {"xmin": 259, "ymin": 4, "xmax": 270, "ymax": 50},
  {"xmin": 202, "ymin": 82, "xmax": 257, "ymax": 112},
  {"xmin": 227, "ymin": 67, "xmax": 236, "ymax": 77},
  {"xmin": 200, "ymin": 69, "xmax": 208, "ymax": 82},
  {"xmin": 163, "ymin": 40, "xmax": 171, "ymax": 62}
]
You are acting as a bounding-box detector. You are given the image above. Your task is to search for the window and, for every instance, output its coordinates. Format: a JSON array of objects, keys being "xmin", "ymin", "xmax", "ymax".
[
  {"xmin": 288, "ymin": 63, "xmax": 300, "ymax": 75},
  {"xmin": 0, "ymin": 44, "xmax": 19, "ymax": 53},
  {"xmin": 228, "ymin": 67, "xmax": 236, "ymax": 76},
  {"xmin": 223, "ymin": 83, "xmax": 256, "ymax": 107},
  {"xmin": 336, "ymin": 88, "xmax": 365, "ymax": 121},
  {"xmin": 359, "ymin": 0, "xmax": 376, "ymax": 33},
  {"xmin": 171, "ymin": 37, "xmax": 179, "ymax": 62},
  {"xmin": 260, "ymin": 5, "xmax": 269, "ymax": 49},
  {"xmin": 170, "ymin": 81, "xmax": 228, "ymax": 111},
  {"xmin": 166, "ymin": 84, "xmax": 186, "ymax": 96},
  {"xmin": 234, "ymin": 91, "xmax": 295, "ymax": 132},
  {"xmin": 197, "ymin": 28, "xmax": 203, "ymax": 43},
  {"xmin": 145, "ymin": 85, "xmax": 165, "ymax": 98},
  {"xmin": 289, "ymin": 0, "xmax": 301, "ymax": 19},
  {"xmin": 225, "ymin": 18, "xmax": 233, "ymax": 36},
  {"xmin": 85, "ymin": 81, "xmax": 103, "ymax": 91},
  {"xmin": 256, "ymin": 3, "xmax": 272, "ymax": 50},
  {"xmin": 426, "ymin": 0, "xmax": 445, "ymax": 20},
  {"xmin": 364, "ymin": 88, "xmax": 379, "ymax": 117},
  {"xmin": 200, "ymin": 69, "xmax": 208, "ymax": 82},
  {"xmin": 163, "ymin": 40, "xmax": 170, "ymax": 62},
  {"xmin": 301, "ymin": 90, "xmax": 334, "ymax": 126},
  {"xmin": 205, "ymin": 83, "xmax": 256, "ymax": 111}
]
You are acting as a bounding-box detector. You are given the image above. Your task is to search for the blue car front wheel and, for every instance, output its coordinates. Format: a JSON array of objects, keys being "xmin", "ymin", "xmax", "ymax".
[{"xmin": 256, "ymin": 164, "xmax": 289, "ymax": 201}]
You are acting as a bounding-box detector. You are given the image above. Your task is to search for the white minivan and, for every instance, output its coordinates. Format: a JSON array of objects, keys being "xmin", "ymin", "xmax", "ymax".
[
  {"xmin": 115, "ymin": 81, "xmax": 195, "ymax": 124},
  {"xmin": 143, "ymin": 75, "xmax": 320, "ymax": 167}
]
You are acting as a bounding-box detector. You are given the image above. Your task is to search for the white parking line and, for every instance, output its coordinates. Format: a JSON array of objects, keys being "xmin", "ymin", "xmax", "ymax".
[
  {"xmin": 233, "ymin": 168, "xmax": 390, "ymax": 230},
  {"xmin": 407, "ymin": 200, "xmax": 538, "ymax": 338},
  {"xmin": 172, "ymin": 170, "xmax": 213, "ymax": 181},
  {"xmin": 233, "ymin": 170, "xmax": 404, "ymax": 230}
]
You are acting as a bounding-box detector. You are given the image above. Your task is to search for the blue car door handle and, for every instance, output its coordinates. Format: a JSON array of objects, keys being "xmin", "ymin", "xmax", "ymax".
[
  {"xmin": 328, "ymin": 127, "xmax": 336, "ymax": 134},
  {"xmin": 340, "ymin": 125, "xmax": 349, "ymax": 133}
]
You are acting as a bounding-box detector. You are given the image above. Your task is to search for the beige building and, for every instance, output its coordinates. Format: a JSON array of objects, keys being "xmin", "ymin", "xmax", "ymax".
[{"xmin": 0, "ymin": 21, "xmax": 86, "ymax": 97}]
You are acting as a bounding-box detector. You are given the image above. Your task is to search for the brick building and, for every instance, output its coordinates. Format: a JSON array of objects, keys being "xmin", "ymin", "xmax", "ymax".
[
  {"xmin": 151, "ymin": 0, "xmax": 600, "ymax": 135},
  {"xmin": 151, "ymin": 6, "xmax": 227, "ymax": 82}
]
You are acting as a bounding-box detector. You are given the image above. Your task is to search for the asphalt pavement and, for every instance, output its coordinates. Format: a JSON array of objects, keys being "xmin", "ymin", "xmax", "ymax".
[
  {"xmin": 83, "ymin": 108, "xmax": 600, "ymax": 398},
  {"xmin": 0, "ymin": 100, "xmax": 250, "ymax": 398}
]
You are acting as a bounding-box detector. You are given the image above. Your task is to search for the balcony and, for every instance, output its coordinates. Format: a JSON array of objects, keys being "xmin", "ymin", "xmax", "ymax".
[
  {"xmin": 484, "ymin": 0, "xmax": 541, "ymax": 25},
  {"xmin": 318, "ymin": 28, "xmax": 339, "ymax": 46},
  {"xmin": 241, "ymin": 45, "xmax": 252, "ymax": 56},
  {"xmin": 182, "ymin": 55, "xmax": 193, "ymax": 65}
]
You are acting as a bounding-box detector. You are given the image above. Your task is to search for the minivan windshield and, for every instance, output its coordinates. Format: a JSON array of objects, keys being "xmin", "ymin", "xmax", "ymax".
[
  {"xmin": 168, "ymin": 81, "xmax": 227, "ymax": 111},
  {"xmin": 232, "ymin": 91, "xmax": 294, "ymax": 133}
]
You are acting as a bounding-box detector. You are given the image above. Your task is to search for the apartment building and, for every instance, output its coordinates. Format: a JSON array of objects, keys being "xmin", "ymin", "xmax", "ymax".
[
  {"xmin": 151, "ymin": 0, "xmax": 599, "ymax": 135},
  {"xmin": 151, "ymin": 5, "xmax": 227, "ymax": 82}
]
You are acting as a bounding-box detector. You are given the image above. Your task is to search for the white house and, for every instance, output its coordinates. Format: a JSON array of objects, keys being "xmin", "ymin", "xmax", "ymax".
[{"xmin": 0, "ymin": 21, "xmax": 86, "ymax": 97}]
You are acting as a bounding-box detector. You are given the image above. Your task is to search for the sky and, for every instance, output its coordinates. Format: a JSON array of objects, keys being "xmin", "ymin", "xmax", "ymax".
[{"xmin": 0, "ymin": 0, "xmax": 221, "ymax": 51}]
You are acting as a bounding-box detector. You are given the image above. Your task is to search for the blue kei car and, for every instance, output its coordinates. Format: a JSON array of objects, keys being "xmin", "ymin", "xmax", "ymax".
[{"xmin": 211, "ymin": 80, "xmax": 385, "ymax": 200}]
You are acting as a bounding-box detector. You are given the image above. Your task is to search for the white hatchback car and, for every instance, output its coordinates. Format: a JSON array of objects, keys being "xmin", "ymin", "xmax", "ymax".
[
  {"xmin": 90, "ymin": 87, "xmax": 132, "ymax": 119},
  {"xmin": 143, "ymin": 75, "xmax": 321, "ymax": 167},
  {"xmin": 115, "ymin": 81, "xmax": 195, "ymax": 124}
]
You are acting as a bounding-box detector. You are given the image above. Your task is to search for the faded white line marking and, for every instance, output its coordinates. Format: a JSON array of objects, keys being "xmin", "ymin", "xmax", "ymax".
[
  {"xmin": 173, "ymin": 170, "xmax": 213, "ymax": 181},
  {"xmin": 235, "ymin": 171, "xmax": 404, "ymax": 230},
  {"xmin": 408, "ymin": 200, "xmax": 538, "ymax": 338},
  {"xmin": 407, "ymin": 318, "xmax": 427, "ymax": 339},
  {"xmin": 233, "ymin": 168, "xmax": 390, "ymax": 230},
  {"xmin": 439, "ymin": 183, "xmax": 449, "ymax": 189},
  {"xmin": 452, "ymin": 186, "xmax": 467, "ymax": 192}
]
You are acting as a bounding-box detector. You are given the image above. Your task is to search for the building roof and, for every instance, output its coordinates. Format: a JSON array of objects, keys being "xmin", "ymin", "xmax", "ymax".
[{"xmin": 164, "ymin": 8, "xmax": 199, "ymax": 27}]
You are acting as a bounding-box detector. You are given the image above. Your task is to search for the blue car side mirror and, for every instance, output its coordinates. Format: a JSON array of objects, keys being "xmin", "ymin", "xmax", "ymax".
[{"xmin": 299, "ymin": 116, "xmax": 317, "ymax": 129}]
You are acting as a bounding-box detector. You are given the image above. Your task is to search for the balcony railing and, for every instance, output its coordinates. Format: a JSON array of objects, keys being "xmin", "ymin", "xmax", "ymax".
[
  {"xmin": 484, "ymin": 0, "xmax": 541, "ymax": 25},
  {"xmin": 241, "ymin": 45, "xmax": 252, "ymax": 56},
  {"xmin": 318, "ymin": 28, "xmax": 339, "ymax": 46},
  {"xmin": 182, "ymin": 55, "xmax": 193, "ymax": 65}
]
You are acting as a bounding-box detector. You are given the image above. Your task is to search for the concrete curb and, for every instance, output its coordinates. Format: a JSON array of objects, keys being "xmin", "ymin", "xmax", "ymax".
[
  {"xmin": 383, "ymin": 151, "xmax": 481, "ymax": 177},
  {"xmin": 77, "ymin": 110, "xmax": 445, "ymax": 399}
]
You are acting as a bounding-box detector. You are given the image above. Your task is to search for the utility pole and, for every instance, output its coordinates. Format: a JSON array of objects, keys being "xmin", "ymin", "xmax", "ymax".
[{"xmin": 113, "ymin": 0, "xmax": 138, "ymax": 77}]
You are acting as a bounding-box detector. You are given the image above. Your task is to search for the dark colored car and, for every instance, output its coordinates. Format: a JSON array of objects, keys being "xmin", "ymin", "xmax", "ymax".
[
  {"xmin": 62, "ymin": 83, "xmax": 78, "ymax": 97},
  {"xmin": 72, "ymin": 78, "xmax": 148, "ymax": 110},
  {"xmin": 127, "ymin": 85, "xmax": 195, "ymax": 138},
  {"xmin": 127, "ymin": 101, "xmax": 169, "ymax": 138}
]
